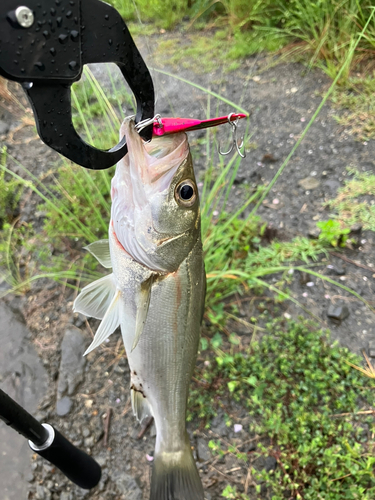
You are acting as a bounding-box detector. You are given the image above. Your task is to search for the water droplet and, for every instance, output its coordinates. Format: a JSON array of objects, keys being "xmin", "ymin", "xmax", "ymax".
[
  {"xmin": 13, "ymin": 59, "xmax": 19, "ymax": 64},
  {"xmin": 66, "ymin": 10, "xmax": 72, "ymax": 18},
  {"xmin": 21, "ymin": 68, "xmax": 25, "ymax": 73},
  {"xmin": 105, "ymin": 14, "xmax": 109, "ymax": 20},
  {"xmin": 43, "ymin": 30, "xmax": 50, "ymax": 39},
  {"xmin": 56, "ymin": 16, "xmax": 62, "ymax": 27},
  {"xmin": 69, "ymin": 60, "xmax": 77, "ymax": 70},
  {"xmin": 58, "ymin": 34, "xmax": 68, "ymax": 44},
  {"xmin": 70, "ymin": 30, "xmax": 79, "ymax": 41},
  {"xmin": 108, "ymin": 39, "xmax": 112, "ymax": 45},
  {"xmin": 50, "ymin": 47, "xmax": 56, "ymax": 55},
  {"xmin": 50, "ymin": 7, "xmax": 56, "ymax": 16},
  {"xmin": 34, "ymin": 61, "xmax": 45, "ymax": 70}
]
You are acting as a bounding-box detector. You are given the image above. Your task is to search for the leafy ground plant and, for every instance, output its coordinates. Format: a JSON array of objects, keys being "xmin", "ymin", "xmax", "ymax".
[
  {"xmin": 192, "ymin": 317, "xmax": 375, "ymax": 499},
  {"xmin": 316, "ymin": 219, "xmax": 350, "ymax": 247},
  {"xmin": 330, "ymin": 75, "xmax": 375, "ymax": 141},
  {"xmin": 329, "ymin": 167, "xmax": 375, "ymax": 231}
]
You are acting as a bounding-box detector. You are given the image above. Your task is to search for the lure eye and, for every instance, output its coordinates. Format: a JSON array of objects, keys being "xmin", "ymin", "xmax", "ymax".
[{"xmin": 175, "ymin": 180, "xmax": 197, "ymax": 207}]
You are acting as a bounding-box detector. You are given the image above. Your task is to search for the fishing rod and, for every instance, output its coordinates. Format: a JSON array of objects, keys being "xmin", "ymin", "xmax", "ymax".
[{"xmin": 0, "ymin": 388, "xmax": 101, "ymax": 489}]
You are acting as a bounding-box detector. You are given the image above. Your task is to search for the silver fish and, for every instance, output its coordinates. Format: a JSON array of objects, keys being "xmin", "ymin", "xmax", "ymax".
[{"xmin": 74, "ymin": 119, "xmax": 206, "ymax": 500}]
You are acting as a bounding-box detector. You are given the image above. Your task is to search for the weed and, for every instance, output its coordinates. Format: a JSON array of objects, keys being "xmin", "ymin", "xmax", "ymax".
[
  {"xmin": 316, "ymin": 219, "xmax": 350, "ymax": 247},
  {"xmin": 330, "ymin": 75, "xmax": 375, "ymax": 141},
  {"xmin": 329, "ymin": 167, "xmax": 375, "ymax": 231},
  {"xmin": 190, "ymin": 317, "xmax": 375, "ymax": 498}
]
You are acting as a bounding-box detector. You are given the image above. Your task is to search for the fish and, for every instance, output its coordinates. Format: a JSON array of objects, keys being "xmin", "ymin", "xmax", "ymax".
[{"xmin": 73, "ymin": 119, "xmax": 206, "ymax": 500}]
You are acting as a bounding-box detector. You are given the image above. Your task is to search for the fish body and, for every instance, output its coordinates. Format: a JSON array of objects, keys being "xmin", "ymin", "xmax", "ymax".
[{"xmin": 74, "ymin": 120, "xmax": 205, "ymax": 499}]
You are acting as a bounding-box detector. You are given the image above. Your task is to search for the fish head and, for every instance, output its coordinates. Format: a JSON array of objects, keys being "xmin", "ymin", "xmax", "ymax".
[{"xmin": 111, "ymin": 119, "xmax": 201, "ymax": 273}]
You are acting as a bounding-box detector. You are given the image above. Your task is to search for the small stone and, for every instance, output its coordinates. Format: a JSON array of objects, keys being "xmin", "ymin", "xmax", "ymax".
[
  {"xmin": 308, "ymin": 225, "xmax": 321, "ymax": 239},
  {"xmin": 113, "ymin": 472, "xmax": 142, "ymax": 499},
  {"xmin": 82, "ymin": 427, "xmax": 91, "ymax": 438},
  {"xmin": 327, "ymin": 264, "xmax": 345, "ymax": 275},
  {"xmin": 56, "ymin": 396, "xmax": 73, "ymax": 416},
  {"xmin": 298, "ymin": 177, "xmax": 320, "ymax": 190},
  {"xmin": 0, "ymin": 120, "xmax": 10, "ymax": 135},
  {"xmin": 327, "ymin": 303, "xmax": 350, "ymax": 322},
  {"xmin": 36, "ymin": 485, "xmax": 46, "ymax": 500},
  {"xmin": 84, "ymin": 436, "xmax": 95, "ymax": 447}
]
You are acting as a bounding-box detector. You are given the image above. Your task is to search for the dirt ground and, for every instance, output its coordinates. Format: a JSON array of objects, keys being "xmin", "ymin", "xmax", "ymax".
[{"xmin": 0, "ymin": 39, "xmax": 374, "ymax": 500}]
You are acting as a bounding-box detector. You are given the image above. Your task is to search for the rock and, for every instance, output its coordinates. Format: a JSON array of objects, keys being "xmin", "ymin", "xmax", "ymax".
[
  {"xmin": 57, "ymin": 326, "xmax": 87, "ymax": 399},
  {"xmin": 0, "ymin": 120, "xmax": 9, "ymax": 135},
  {"xmin": 56, "ymin": 396, "xmax": 73, "ymax": 416},
  {"xmin": 113, "ymin": 472, "xmax": 142, "ymax": 500},
  {"xmin": 36, "ymin": 484, "xmax": 46, "ymax": 500},
  {"xmin": 82, "ymin": 427, "xmax": 91, "ymax": 438},
  {"xmin": 368, "ymin": 340, "xmax": 375, "ymax": 358},
  {"xmin": 327, "ymin": 303, "xmax": 350, "ymax": 322},
  {"xmin": 197, "ymin": 438, "xmax": 211, "ymax": 462},
  {"xmin": 264, "ymin": 456, "xmax": 277, "ymax": 472},
  {"xmin": 326, "ymin": 264, "xmax": 345, "ymax": 275},
  {"xmin": 307, "ymin": 225, "xmax": 321, "ymax": 239},
  {"xmin": 298, "ymin": 177, "xmax": 320, "ymax": 190}
]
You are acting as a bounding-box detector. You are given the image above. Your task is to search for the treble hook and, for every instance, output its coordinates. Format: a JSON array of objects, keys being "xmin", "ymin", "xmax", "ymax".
[{"xmin": 218, "ymin": 113, "xmax": 246, "ymax": 158}]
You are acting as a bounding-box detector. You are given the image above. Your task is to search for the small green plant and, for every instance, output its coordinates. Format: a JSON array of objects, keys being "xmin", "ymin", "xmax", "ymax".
[
  {"xmin": 329, "ymin": 167, "xmax": 375, "ymax": 232},
  {"xmin": 330, "ymin": 75, "xmax": 375, "ymax": 141},
  {"xmin": 316, "ymin": 219, "xmax": 350, "ymax": 247},
  {"xmin": 222, "ymin": 484, "xmax": 250, "ymax": 499},
  {"xmin": 190, "ymin": 317, "xmax": 375, "ymax": 498}
]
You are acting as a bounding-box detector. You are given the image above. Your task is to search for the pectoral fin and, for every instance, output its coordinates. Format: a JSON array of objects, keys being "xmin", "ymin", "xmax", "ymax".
[
  {"xmin": 131, "ymin": 275, "xmax": 154, "ymax": 352},
  {"xmin": 84, "ymin": 290, "xmax": 121, "ymax": 355},
  {"xmin": 84, "ymin": 240, "xmax": 112, "ymax": 268},
  {"xmin": 73, "ymin": 273, "xmax": 117, "ymax": 320}
]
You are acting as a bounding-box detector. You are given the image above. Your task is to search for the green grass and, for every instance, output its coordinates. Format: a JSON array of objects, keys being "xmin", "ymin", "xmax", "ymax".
[
  {"xmin": 0, "ymin": 17, "xmax": 374, "ymax": 500},
  {"xmin": 107, "ymin": 0, "xmax": 375, "ymax": 83},
  {"xmin": 329, "ymin": 167, "xmax": 375, "ymax": 231},
  {"xmin": 191, "ymin": 316, "xmax": 375, "ymax": 499},
  {"xmin": 330, "ymin": 75, "xmax": 375, "ymax": 141}
]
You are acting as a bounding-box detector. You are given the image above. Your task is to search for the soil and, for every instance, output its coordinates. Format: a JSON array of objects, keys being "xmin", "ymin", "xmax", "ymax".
[{"xmin": 0, "ymin": 35, "xmax": 374, "ymax": 500}]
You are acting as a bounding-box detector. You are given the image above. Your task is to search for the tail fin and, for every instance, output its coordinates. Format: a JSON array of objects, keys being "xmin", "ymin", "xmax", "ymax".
[{"xmin": 150, "ymin": 434, "xmax": 204, "ymax": 500}]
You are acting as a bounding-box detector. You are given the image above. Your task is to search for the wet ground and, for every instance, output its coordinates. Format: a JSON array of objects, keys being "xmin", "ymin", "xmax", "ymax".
[
  {"xmin": 0, "ymin": 39, "xmax": 374, "ymax": 500},
  {"xmin": 0, "ymin": 303, "xmax": 47, "ymax": 500}
]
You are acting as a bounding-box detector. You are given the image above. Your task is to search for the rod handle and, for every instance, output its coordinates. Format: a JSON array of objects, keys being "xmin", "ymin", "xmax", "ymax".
[{"xmin": 29, "ymin": 424, "xmax": 101, "ymax": 490}]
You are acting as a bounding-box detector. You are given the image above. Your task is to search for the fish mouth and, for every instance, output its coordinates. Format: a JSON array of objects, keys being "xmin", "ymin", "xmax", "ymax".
[{"xmin": 124, "ymin": 119, "xmax": 189, "ymax": 193}]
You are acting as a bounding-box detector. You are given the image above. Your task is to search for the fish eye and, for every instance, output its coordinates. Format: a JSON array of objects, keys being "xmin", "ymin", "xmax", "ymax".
[{"xmin": 175, "ymin": 179, "xmax": 197, "ymax": 208}]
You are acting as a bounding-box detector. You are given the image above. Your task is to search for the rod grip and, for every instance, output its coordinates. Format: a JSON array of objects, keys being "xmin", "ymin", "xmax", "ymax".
[{"xmin": 29, "ymin": 425, "xmax": 101, "ymax": 490}]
